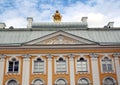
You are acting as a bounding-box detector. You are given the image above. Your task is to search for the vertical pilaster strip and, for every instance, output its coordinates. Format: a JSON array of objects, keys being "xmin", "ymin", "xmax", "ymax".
[
  {"xmin": 90, "ymin": 53, "xmax": 100, "ymax": 85},
  {"xmin": 0, "ymin": 54, "xmax": 6, "ymax": 85},
  {"xmin": 22, "ymin": 54, "xmax": 31, "ymax": 85},
  {"xmin": 113, "ymin": 53, "xmax": 120, "ymax": 85},
  {"xmin": 69, "ymin": 54, "xmax": 75, "ymax": 85},
  {"xmin": 47, "ymin": 54, "xmax": 52, "ymax": 85}
]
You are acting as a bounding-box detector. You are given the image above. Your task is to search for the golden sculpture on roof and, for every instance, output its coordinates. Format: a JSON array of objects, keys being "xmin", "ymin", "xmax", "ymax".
[{"xmin": 53, "ymin": 10, "xmax": 62, "ymax": 22}]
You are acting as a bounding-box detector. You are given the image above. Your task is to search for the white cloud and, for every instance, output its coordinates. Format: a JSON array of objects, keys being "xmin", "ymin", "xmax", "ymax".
[{"xmin": 0, "ymin": 0, "xmax": 120, "ymax": 28}]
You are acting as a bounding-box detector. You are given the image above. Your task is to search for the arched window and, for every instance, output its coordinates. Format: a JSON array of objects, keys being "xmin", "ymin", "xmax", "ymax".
[
  {"xmin": 102, "ymin": 57, "xmax": 113, "ymax": 72},
  {"xmin": 55, "ymin": 79, "xmax": 67, "ymax": 85},
  {"xmin": 33, "ymin": 79, "xmax": 44, "ymax": 85},
  {"xmin": 78, "ymin": 78, "xmax": 89, "ymax": 85},
  {"xmin": 8, "ymin": 58, "xmax": 19, "ymax": 73},
  {"xmin": 77, "ymin": 57, "xmax": 87, "ymax": 72},
  {"xmin": 56, "ymin": 57, "xmax": 66, "ymax": 72},
  {"xmin": 34, "ymin": 58, "xmax": 44, "ymax": 73},
  {"xmin": 103, "ymin": 77, "xmax": 115, "ymax": 85},
  {"xmin": 7, "ymin": 80, "xmax": 17, "ymax": 85}
]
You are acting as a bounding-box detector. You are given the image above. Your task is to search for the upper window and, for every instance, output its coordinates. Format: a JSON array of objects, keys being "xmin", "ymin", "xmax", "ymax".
[
  {"xmin": 77, "ymin": 58, "xmax": 87, "ymax": 72},
  {"xmin": 78, "ymin": 78, "xmax": 89, "ymax": 85},
  {"xmin": 55, "ymin": 79, "xmax": 67, "ymax": 85},
  {"xmin": 8, "ymin": 58, "xmax": 19, "ymax": 73},
  {"xmin": 34, "ymin": 58, "xmax": 44, "ymax": 73},
  {"xmin": 33, "ymin": 79, "xmax": 44, "ymax": 85},
  {"xmin": 103, "ymin": 77, "xmax": 115, "ymax": 85},
  {"xmin": 7, "ymin": 80, "xmax": 17, "ymax": 85},
  {"xmin": 56, "ymin": 58, "xmax": 66, "ymax": 72},
  {"xmin": 102, "ymin": 57, "xmax": 113, "ymax": 72}
]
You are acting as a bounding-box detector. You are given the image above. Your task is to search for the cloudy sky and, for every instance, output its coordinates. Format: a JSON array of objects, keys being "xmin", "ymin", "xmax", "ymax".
[{"xmin": 0, "ymin": 0, "xmax": 120, "ymax": 28}]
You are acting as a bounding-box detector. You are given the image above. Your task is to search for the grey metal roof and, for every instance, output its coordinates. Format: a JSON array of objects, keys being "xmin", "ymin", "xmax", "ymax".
[
  {"xmin": 0, "ymin": 22, "xmax": 120, "ymax": 46},
  {"xmin": 32, "ymin": 22, "xmax": 87, "ymax": 28}
]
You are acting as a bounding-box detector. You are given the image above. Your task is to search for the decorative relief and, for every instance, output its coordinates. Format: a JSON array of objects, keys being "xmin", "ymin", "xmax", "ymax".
[{"xmin": 38, "ymin": 35, "xmax": 80, "ymax": 44}]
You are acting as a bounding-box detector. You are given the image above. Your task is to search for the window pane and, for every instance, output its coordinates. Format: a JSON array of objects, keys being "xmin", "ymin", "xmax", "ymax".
[
  {"xmin": 8, "ymin": 62, "xmax": 13, "ymax": 72},
  {"xmin": 108, "ymin": 64, "xmax": 112, "ymax": 71},
  {"xmin": 77, "ymin": 61, "xmax": 87, "ymax": 72},
  {"xmin": 7, "ymin": 80, "xmax": 17, "ymax": 85},
  {"xmin": 34, "ymin": 61, "xmax": 44, "ymax": 73},
  {"xmin": 56, "ymin": 61, "xmax": 66, "ymax": 72},
  {"xmin": 34, "ymin": 79, "xmax": 43, "ymax": 84}
]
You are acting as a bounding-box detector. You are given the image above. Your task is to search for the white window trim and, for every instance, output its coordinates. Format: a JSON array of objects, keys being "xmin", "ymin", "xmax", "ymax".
[
  {"xmin": 32, "ymin": 57, "xmax": 46, "ymax": 74},
  {"xmin": 101, "ymin": 55, "xmax": 115, "ymax": 73},
  {"xmin": 6, "ymin": 56, "xmax": 21, "ymax": 75},
  {"xmin": 76, "ymin": 56, "xmax": 90, "ymax": 74},
  {"xmin": 55, "ymin": 78, "xmax": 68, "ymax": 85},
  {"xmin": 55, "ymin": 55, "xmax": 68, "ymax": 74},
  {"xmin": 5, "ymin": 78, "xmax": 19, "ymax": 85},
  {"xmin": 102, "ymin": 76, "xmax": 117, "ymax": 85},
  {"xmin": 78, "ymin": 77, "xmax": 91, "ymax": 85},
  {"xmin": 31, "ymin": 78, "xmax": 45, "ymax": 85}
]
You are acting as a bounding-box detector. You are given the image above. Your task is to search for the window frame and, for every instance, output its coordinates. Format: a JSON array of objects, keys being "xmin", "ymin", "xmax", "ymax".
[
  {"xmin": 76, "ymin": 57, "xmax": 88, "ymax": 73},
  {"xmin": 33, "ymin": 58, "xmax": 44, "ymax": 73},
  {"xmin": 101, "ymin": 57, "xmax": 113, "ymax": 73},
  {"xmin": 8, "ymin": 58, "xmax": 19, "ymax": 73},
  {"xmin": 56, "ymin": 57, "xmax": 67, "ymax": 73}
]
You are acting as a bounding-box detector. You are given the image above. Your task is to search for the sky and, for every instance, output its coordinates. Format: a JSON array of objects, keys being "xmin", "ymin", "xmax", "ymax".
[{"xmin": 0, "ymin": 0, "xmax": 120, "ymax": 28}]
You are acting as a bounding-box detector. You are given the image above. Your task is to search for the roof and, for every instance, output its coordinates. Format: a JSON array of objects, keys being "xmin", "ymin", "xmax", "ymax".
[{"xmin": 0, "ymin": 22, "xmax": 120, "ymax": 46}]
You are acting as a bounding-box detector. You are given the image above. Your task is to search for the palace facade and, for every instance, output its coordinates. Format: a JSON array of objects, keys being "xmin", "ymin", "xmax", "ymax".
[{"xmin": 0, "ymin": 11, "xmax": 120, "ymax": 85}]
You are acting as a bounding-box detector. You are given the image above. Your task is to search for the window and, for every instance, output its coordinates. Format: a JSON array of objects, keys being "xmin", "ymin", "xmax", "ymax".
[
  {"xmin": 56, "ymin": 58, "xmax": 66, "ymax": 72},
  {"xmin": 102, "ymin": 57, "xmax": 113, "ymax": 72},
  {"xmin": 55, "ymin": 79, "xmax": 67, "ymax": 85},
  {"xmin": 34, "ymin": 58, "xmax": 44, "ymax": 73},
  {"xmin": 103, "ymin": 78, "xmax": 115, "ymax": 85},
  {"xmin": 78, "ymin": 78, "xmax": 89, "ymax": 85},
  {"xmin": 7, "ymin": 80, "xmax": 17, "ymax": 85},
  {"xmin": 33, "ymin": 79, "xmax": 44, "ymax": 85},
  {"xmin": 77, "ymin": 58, "xmax": 87, "ymax": 72},
  {"xmin": 8, "ymin": 58, "xmax": 19, "ymax": 73}
]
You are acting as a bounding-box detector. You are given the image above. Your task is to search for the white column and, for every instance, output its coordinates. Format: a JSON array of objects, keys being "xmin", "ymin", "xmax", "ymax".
[
  {"xmin": 90, "ymin": 53, "xmax": 100, "ymax": 85},
  {"xmin": 0, "ymin": 54, "xmax": 6, "ymax": 85},
  {"xmin": 69, "ymin": 54, "xmax": 75, "ymax": 85},
  {"xmin": 47, "ymin": 54, "xmax": 52, "ymax": 85},
  {"xmin": 113, "ymin": 53, "xmax": 120, "ymax": 85},
  {"xmin": 22, "ymin": 54, "xmax": 31, "ymax": 85}
]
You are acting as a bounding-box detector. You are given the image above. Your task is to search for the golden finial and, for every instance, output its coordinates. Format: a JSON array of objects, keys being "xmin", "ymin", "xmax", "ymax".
[{"xmin": 53, "ymin": 10, "xmax": 62, "ymax": 23}]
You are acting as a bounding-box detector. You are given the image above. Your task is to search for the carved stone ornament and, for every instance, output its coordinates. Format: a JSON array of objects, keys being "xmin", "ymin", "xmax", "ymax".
[
  {"xmin": 90, "ymin": 53, "xmax": 98, "ymax": 58},
  {"xmin": 22, "ymin": 54, "xmax": 31, "ymax": 59},
  {"xmin": 113, "ymin": 53, "xmax": 120, "ymax": 58},
  {"xmin": 0, "ymin": 54, "xmax": 6, "ymax": 59}
]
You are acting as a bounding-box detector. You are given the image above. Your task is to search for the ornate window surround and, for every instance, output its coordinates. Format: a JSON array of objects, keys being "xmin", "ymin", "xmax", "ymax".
[
  {"xmin": 55, "ymin": 78, "xmax": 68, "ymax": 85},
  {"xmin": 31, "ymin": 78, "xmax": 45, "ymax": 85},
  {"xmin": 76, "ymin": 55, "xmax": 90, "ymax": 74},
  {"xmin": 102, "ymin": 76, "xmax": 117, "ymax": 85},
  {"xmin": 54, "ymin": 55, "xmax": 68, "ymax": 74},
  {"xmin": 100, "ymin": 54, "xmax": 115, "ymax": 73},
  {"xmin": 5, "ymin": 78, "xmax": 19, "ymax": 85},
  {"xmin": 32, "ymin": 56, "xmax": 46, "ymax": 74},
  {"xmin": 77, "ymin": 77, "xmax": 91, "ymax": 85},
  {"xmin": 6, "ymin": 56, "xmax": 21, "ymax": 74}
]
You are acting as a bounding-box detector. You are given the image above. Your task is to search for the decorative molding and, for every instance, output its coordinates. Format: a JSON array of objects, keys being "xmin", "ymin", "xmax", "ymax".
[
  {"xmin": 47, "ymin": 54, "xmax": 52, "ymax": 59},
  {"xmin": 22, "ymin": 54, "xmax": 31, "ymax": 60},
  {"xmin": 0, "ymin": 54, "xmax": 6, "ymax": 61},
  {"xmin": 90, "ymin": 53, "xmax": 98, "ymax": 58},
  {"xmin": 113, "ymin": 53, "xmax": 120, "ymax": 58}
]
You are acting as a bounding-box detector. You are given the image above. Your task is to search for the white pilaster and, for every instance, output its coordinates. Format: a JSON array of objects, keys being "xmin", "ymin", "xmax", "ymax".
[
  {"xmin": 69, "ymin": 54, "xmax": 75, "ymax": 85},
  {"xmin": 90, "ymin": 53, "xmax": 100, "ymax": 85},
  {"xmin": 113, "ymin": 53, "xmax": 120, "ymax": 85},
  {"xmin": 0, "ymin": 54, "xmax": 6, "ymax": 85},
  {"xmin": 22, "ymin": 54, "xmax": 31, "ymax": 85},
  {"xmin": 47, "ymin": 54, "xmax": 52, "ymax": 85}
]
